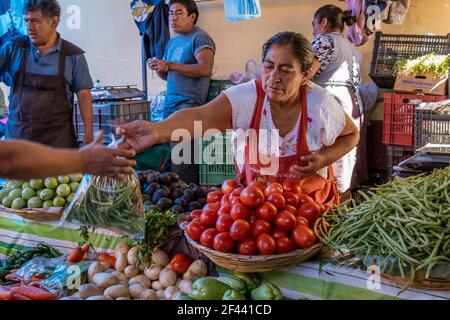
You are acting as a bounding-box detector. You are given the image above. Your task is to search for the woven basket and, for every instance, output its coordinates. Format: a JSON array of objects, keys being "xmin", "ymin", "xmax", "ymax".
[
  {"xmin": 382, "ymin": 272, "xmax": 450, "ymax": 291},
  {"xmin": 0, "ymin": 205, "xmax": 64, "ymax": 221},
  {"xmin": 181, "ymin": 222, "xmax": 323, "ymax": 273}
]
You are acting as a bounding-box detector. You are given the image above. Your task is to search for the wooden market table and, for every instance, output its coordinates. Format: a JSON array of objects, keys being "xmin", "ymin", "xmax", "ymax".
[{"xmin": 1, "ymin": 210, "xmax": 448, "ymax": 300}]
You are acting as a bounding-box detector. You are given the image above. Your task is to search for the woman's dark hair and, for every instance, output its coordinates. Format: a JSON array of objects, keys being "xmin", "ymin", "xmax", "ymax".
[
  {"xmin": 25, "ymin": 0, "xmax": 61, "ymax": 19},
  {"xmin": 262, "ymin": 31, "xmax": 314, "ymax": 73},
  {"xmin": 169, "ymin": 0, "xmax": 199, "ymax": 25},
  {"xmin": 314, "ymin": 4, "xmax": 357, "ymax": 32}
]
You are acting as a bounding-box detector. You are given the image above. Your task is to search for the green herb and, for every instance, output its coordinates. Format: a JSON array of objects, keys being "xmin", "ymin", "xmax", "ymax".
[{"xmin": 394, "ymin": 53, "xmax": 449, "ymax": 77}]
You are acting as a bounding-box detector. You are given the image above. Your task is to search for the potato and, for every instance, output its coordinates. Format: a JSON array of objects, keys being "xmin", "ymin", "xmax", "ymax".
[
  {"xmin": 78, "ymin": 284, "xmax": 103, "ymax": 299},
  {"xmin": 124, "ymin": 265, "xmax": 139, "ymax": 278},
  {"xmin": 171, "ymin": 291, "xmax": 185, "ymax": 300},
  {"xmin": 159, "ymin": 268, "xmax": 177, "ymax": 288},
  {"xmin": 112, "ymin": 271, "xmax": 128, "ymax": 285},
  {"xmin": 156, "ymin": 289, "xmax": 164, "ymax": 300},
  {"xmin": 115, "ymin": 242, "xmax": 130, "ymax": 256},
  {"xmin": 138, "ymin": 261, "xmax": 150, "ymax": 272},
  {"xmin": 104, "ymin": 269, "xmax": 115, "ymax": 273},
  {"xmin": 88, "ymin": 262, "xmax": 109, "ymax": 283},
  {"xmin": 163, "ymin": 286, "xmax": 179, "ymax": 300},
  {"xmin": 183, "ymin": 260, "xmax": 207, "ymax": 281},
  {"xmin": 104, "ymin": 285, "xmax": 129, "ymax": 299},
  {"xmin": 129, "ymin": 275, "xmax": 151, "ymax": 288},
  {"xmin": 115, "ymin": 253, "xmax": 128, "ymax": 273},
  {"xmin": 144, "ymin": 265, "xmax": 163, "ymax": 280},
  {"xmin": 127, "ymin": 247, "xmax": 140, "ymax": 266},
  {"xmin": 151, "ymin": 248, "xmax": 169, "ymax": 266},
  {"xmin": 151, "ymin": 280, "xmax": 164, "ymax": 291},
  {"xmin": 178, "ymin": 279, "xmax": 193, "ymax": 295},
  {"xmin": 86, "ymin": 295, "xmax": 113, "ymax": 300},
  {"xmin": 141, "ymin": 289, "xmax": 157, "ymax": 300},
  {"xmin": 92, "ymin": 272, "xmax": 119, "ymax": 288},
  {"xmin": 128, "ymin": 283, "xmax": 146, "ymax": 299},
  {"xmin": 116, "ymin": 296, "xmax": 131, "ymax": 300}
]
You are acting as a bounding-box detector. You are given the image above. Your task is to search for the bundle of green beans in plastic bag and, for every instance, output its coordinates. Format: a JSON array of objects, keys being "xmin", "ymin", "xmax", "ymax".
[{"xmin": 62, "ymin": 139, "xmax": 145, "ymax": 236}]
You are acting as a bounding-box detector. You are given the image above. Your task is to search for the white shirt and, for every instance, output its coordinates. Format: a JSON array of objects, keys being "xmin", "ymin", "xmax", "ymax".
[{"xmin": 223, "ymin": 80, "xmax": 346, "ymax": 172}]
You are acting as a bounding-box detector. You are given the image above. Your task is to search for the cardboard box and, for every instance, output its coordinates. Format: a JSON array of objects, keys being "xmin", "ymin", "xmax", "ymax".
[{"xmin": 394, "ymin": 72, "xmax": 448, "ymax": 96}]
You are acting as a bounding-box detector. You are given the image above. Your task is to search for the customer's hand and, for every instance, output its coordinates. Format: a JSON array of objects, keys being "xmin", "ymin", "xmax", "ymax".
[
  {"xmin": 290, "ymin": 153, "xmax": 327, "ymax": 179},
  {"xmin": 80, "ymin": 131, "xmax": 136, "ymax": 177},
  {"xmin": 116, "ymin": 120, "xmax": 159, "ymax": 153},
  {"xmin": 148, "ymin": 58, "xmax": 170, "ymax": 72}
]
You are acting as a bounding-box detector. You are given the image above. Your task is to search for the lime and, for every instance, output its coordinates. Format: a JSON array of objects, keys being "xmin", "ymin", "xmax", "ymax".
[
  {"xmin": 30, "ymin": 179, "xmax": 44, "ymax": 190},
  {"xmin": 12, "ymin": 198, "xmax": 27, "ymax": 210},
  {"xmin": 56, "ymin": 184, "xmax": 71, "ymax": 197},
  {"xmin": 0, "ymin": 189, "xmax": 10, "ymax": 202},
  {"xmin": 69, "ymin": 173, "xmax": 83, "ymax": 183},
  {"xmin": 9, "ymin": 189, "xmax": 23, "ymax": 200},
  {"xmin": 44, "ymin": 177, "xmax": 59, "ymax": 190},
  {"xmin": 22, "ymin": 188, "xmax": 36, "ymax": 201},
  {"xmin": 53, "ymin": 196, "xmax": 66, "ymax": 207},
  {"xmin": 66, "ymin": 192, "xmax": 76, "ymax": 203},
  {"xmin": 6, "ymin": 183, "xmax": 22, "ymax": 191},
  {"xmin": 69, "ymin": 182, "xmax": 80, "ymax": 193},
  {"xmin": 58, "ymin": 176, "xmax": 70, "ymax": 184},
  {"xmin": 39, "ymin": 189, "xmax": 55, "ymax": 201},
  {"xmin": 43, "ymin": 200, "xmax": 54, "ymax": 209},
  {"xmin": 22, "ymin": 182, "xmax": 31, "ymax": 190},
  {"xmin": 27, "ymin": 197, "xmax": 43, "ymax": 208},
  {"xmin": 36, "ymin": 189, "xmax": 44, "ymax": 199},
  {"xmin": 4, "ymin": 181, "xmax": 13, "ymax": 190},
  {"xmin": 2, "ymin": 196, "xmax": 13, "ymax": 207}
]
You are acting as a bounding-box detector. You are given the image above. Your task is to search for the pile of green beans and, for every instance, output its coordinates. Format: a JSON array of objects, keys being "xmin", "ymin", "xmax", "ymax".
[
  {"xmin": 316, "ymin": 167, "xmax": 450, "ymax": 280},
  {"xmin": 63, "ymin": 174, "xmax": 146, "ymax": 235}
]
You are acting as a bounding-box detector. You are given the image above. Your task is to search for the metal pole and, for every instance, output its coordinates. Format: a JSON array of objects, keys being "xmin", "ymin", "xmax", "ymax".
[{"xmin": 141, "ymin": 35, "xmax": 148, "ymax": 100}]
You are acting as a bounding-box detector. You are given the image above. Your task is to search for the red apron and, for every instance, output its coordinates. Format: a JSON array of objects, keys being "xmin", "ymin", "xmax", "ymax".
[{"xmin": 236, "ymin": 80, "xmax": 340, "ymax": 206}]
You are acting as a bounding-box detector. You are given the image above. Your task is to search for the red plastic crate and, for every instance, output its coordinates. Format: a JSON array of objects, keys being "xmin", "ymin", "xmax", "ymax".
[{"xmin": 382, "ymin": 93, "xmax": 446, "ymax": 146}]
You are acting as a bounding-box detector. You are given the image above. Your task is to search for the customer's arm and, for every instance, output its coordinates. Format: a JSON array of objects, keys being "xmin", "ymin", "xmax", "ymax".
[{"xmin": 0, "ymin": 135, "xmax": 136, "ymax": 180}]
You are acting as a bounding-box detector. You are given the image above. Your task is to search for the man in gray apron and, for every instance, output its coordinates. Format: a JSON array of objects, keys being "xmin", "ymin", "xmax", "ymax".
[{"xmin": 0, "ymin": 0, "xmax": 93, "ymax": 148}]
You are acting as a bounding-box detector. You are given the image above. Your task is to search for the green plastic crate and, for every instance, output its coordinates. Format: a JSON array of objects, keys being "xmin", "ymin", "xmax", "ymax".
[{"xmin": 199, "ymin": 164, "xmax": 236, "ymax": 186}]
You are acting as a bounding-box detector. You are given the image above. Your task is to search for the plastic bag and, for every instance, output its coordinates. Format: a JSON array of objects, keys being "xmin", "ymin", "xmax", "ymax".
[
  {"xmin": 62, "ymin": 138, "xmax": 146, "ymax": 236},
  {"xmin": 229, "ymin": 59, "xmax": 260, "ymax": 85},
  {"xmin": 8, "ymin": 256, "xmax": 68, "ymax": 284},
  {"xmin": 150, "ymin": 91, "xmax": 166, "ymax": 122},
  {"xmin": 39, "ymin": 261, "xmax": 91, "ymax": 296}
]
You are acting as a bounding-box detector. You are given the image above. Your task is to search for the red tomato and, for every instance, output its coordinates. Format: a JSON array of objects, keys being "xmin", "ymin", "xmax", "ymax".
[
  {"xmin": 272, "ymin": 228, "xmax": 289, "ymax": 240},
  {"xmin": 256, "ymin": 233, "xmax": 276, "ymax": 255},
  {"xmin": 215, "ymin": 214, "xmax": 234, "ymax": 233},
  {"xmin": 249, "ymin": 214, "xmax": 257, "ymax": 225},
  {"xmin": 203, "ymin": 202, "xmax": 221, "ymax": 212},
  {"xmin": 298, "ymin": 194, "xmax": 314, "ymax": 207},
  {"xmin": 231, "ymin": 197, "xmax": 241, "ymax": 205},
  {"xmin": 255, "ymin": 202, "xmax": 278, "ymax": 222},
  {"xmin": 207, "ymin": 191, "xmax": 224, "ymax": 204},
  {"xmin": 218, "ymin": 203, "xmax": 232, "ymax": 216},
  {"xmin": 222, "ymin": 179, "xmax": 239, "ymax": 194},
  {"xmin": 230, "ymin": 202, "xmax": 250, "ymax": 221},
  {"xmin": 189, "ymin": 209, "xmax": 202, "ymax": 221},
  {"xmin": 292, "ymin": 225, "xmax": 316, "ymax": 249},
  {"xmin": 297, "ymin": 202, "xmax": 321, "ymax": 224},
  {"xmin": 264, "ymin": 183, "xmax": 283, "ymax": 197},
  {"xmin": 284, "ymin": 192, "xmax": 299, "ymax": 207},
  {"xmin": 240, "ymin": 187, "xmax": 265, "ymax": 209},
  {"xmin": 284, "ymin": 205, "xmax": 297, "ymax": 215},
  {"xmin": 169, "ymin": 253, "xmax": 193, "ymax": 273},
  {"xmin": 229, "ymin": 219, "xmax": 251, "ymax": 241},
  {"xmin": 266, "ymin": 193, "xmax": 286, "ymax": 211},
  {"xmin": 186, "ymin": 218, "xmax": 206, "ymax": 242},
  {"xmin": 213, "ymin": 232, "xmax": 235, "ymax": 253},
  {"xmin": 248, "ymin": 180, "xmax": 266, "ymax": 193},
  {"xmin": 200, "ymin": 210, "xmax": 218, "ymax": 227},
  {"xmin": 221, "ymin": 193, "xmax": 230, "ymax": 205},
  {"xmin": 274, "ymin": 211, "xmax": 297, "ymax": 231},
  {"xmin": 200, "ymin": 228, "xmax": 218, "ymax": 248},
  {"xmin": 282, "ymin": 178, "xmax": 301, "ymax": 195},
  {"xmin": 296, "ymin": 216, "xmax": 309, "ymax": 227},
  {"xmin": 238, "ymin": 238, "xmax": 257, "ymax": 255},
  {"xmin": 251, "ymin": 220, "xmax": 272, "ymax": 239},
  {"xmin": 229, "ymin": 188, "xmax": 243, "ymax": 203},
  {"xmin": 276, "ymin": 236, "xmax": 295, "ymax": 254}
]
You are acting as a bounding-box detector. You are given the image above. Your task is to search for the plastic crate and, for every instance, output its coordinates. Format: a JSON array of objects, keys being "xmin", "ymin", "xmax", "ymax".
[
  {"xmin": 206, "ymin": 80, "xmax": 235, "ymax": 102},
  {"xmin": 386, "ymin": 145, "xmax": 414, "ymax": 177},
  {"xmin": 369, "ymin": 32, "xmax": 450, "ymax": 89},
  {"xmin": 198, "ymin": 133, "xmax": 236, "ymax": 185},
  {"xmin": 74, "ymin": 100, "xmax": 150, "ymax": 144},
  {"xmin": 414, "ymin": 109, "xmax": 450, "ymax": 149},
  {"xmin": 382, "ymin": 93, "xmax": 446, "ymax": 147}
]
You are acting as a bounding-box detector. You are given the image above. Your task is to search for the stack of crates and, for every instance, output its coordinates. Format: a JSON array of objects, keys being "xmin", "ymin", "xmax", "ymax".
[
  {"xmin": 73, "ymin": 86, "xmax": 150, "ymax": 145},
  {"xmin": 414, "ymin": 103, "xmax": 450, "ymax": 150},
  {"xmin": 198, "ymin": 133, "xmax": 236, "ymax": 186}
]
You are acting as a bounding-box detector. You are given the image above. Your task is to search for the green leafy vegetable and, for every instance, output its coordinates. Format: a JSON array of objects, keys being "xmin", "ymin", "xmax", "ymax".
[{"xmin": 394, "ymin": 53, "xmax": 449, "ymax": 77}]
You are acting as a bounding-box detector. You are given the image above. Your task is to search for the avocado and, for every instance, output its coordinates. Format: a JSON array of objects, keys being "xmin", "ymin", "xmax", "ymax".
[
  {"xmin": 170, "ymin": 205, "xmax": 185, "ymax": 214},
  {"xmin": 152, "ymin": 188, "xmax": 169, "ymax": 203},
  {"xmin": 187, "ymin": 201, "xmax": 202, "ymax": 211},
  {"xmin": 174, "ymin": 197, "xmax": 188, "ymax": 207},
  {"xmin": 143, "ymin": 182, "xmax": 160, "ymax": 196},
  {"xmin": 171, "ymin": 188, "xmax": 184, "ymax": 199},
  {"xmin": 183, "ymin": 189, "xmax": 195, "ymax": 201},
  {"xmin": 157, "ymin": 173, "xmax": 171, "ymax": 186},
  {"xmin": 166, "ymin": 172, "xmax": 180, "ymax": 182},
  {"xmin": 156, "ymin": 197, "xmax": 173, "ymax": 210},
  {"xmin": 146, "ymin": 173, "xmax": 160, "ymax": 184},
  {"xmin": 192, "ymin": 186, "xmax": 207, "ymax": 199},
  {"xmin": 161, "ymin": 185, "xmax": 171, "ymax": 196}
]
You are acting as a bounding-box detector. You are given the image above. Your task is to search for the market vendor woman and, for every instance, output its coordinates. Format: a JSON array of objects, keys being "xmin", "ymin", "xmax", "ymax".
[{"xmin": 118, "ymin": 32, "xmax": 359, "ymax": 203}]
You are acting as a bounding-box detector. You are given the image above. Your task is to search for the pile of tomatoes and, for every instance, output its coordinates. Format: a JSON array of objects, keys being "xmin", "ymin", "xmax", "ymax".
[{"xmin": 186, "ymin": 179, "xmax": 327, "ymax": 255}]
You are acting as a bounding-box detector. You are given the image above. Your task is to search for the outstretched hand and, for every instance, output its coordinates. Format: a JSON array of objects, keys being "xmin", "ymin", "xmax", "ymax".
[{"xmin": 115, "ymin": 120, "xmax": 159, "ymax": 153}]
